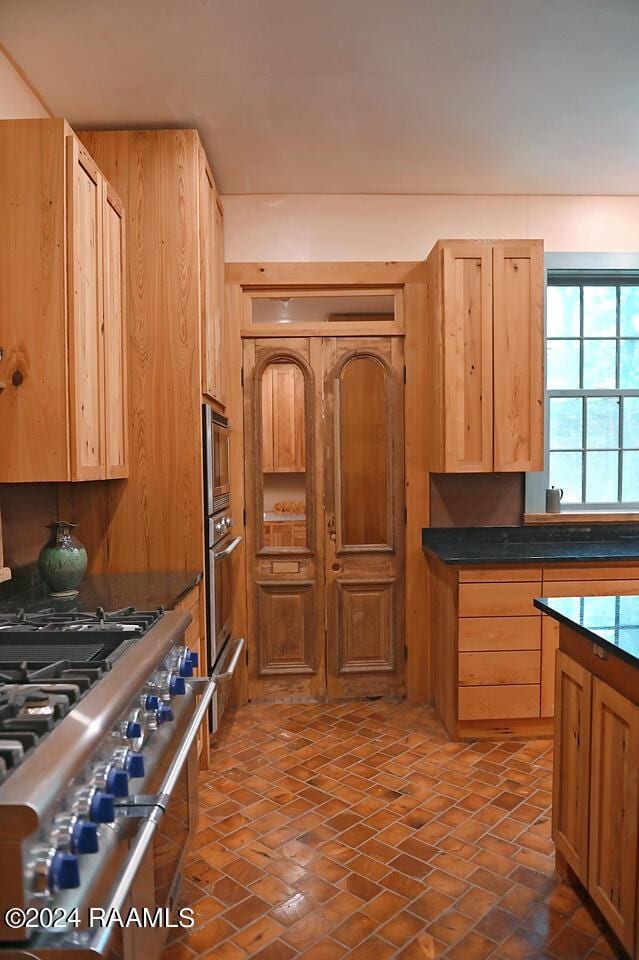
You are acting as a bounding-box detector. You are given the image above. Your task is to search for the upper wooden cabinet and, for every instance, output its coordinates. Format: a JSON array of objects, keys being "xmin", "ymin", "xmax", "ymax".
[
  {"xmin": 0, "ymin": 119, "xmax": 128, "ymax": 482},
  {"xmin": 199, "ymin": 149, "xmax": 225, "ymax": 406},
  {"xmin": 426, "ymin": 239, "xmax": 544, "ymax": 473},
  {"xmin": 261, "ymin": 362, "xmax": 306, "ymax": 472}
]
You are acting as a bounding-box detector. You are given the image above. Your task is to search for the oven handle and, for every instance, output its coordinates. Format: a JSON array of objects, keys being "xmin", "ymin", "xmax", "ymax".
[
  {"xmin": 214, "ymin": 636, "xmax": 246, "ymax": 685},
  {"xmin": 213, "ymin": 535, "xmax": 242, "ymax": 560},
  {"xmin": 88, "ymin": 676, "xmax": 218, "ymax": 956}
]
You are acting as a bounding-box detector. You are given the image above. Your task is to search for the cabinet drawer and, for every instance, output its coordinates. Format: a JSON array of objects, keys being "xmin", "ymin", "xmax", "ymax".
[
  {"xmin": 543, "ymin": 564, "xmax": 639, "ymax": 582},
  {"xmin": 459, "ymin": 581, "xmax": 542, "ymax": 618},
  {"xmin": 459, "ymin": 616, "xmax": 541, "ymax": 652},
  {"xmin": 459, "ymin": 566, "xmax": 542, "ymax": 583},
  {"xmin": 459, "ymin": 651, "xmax": 540, "ymax": 686},
  {"xmin": 459, "ymin": 684, "xmax": 540, "ymax": 720},
  {"xmin": 541, "ymin": 579, "xmax": 639, "ymax": 598}
]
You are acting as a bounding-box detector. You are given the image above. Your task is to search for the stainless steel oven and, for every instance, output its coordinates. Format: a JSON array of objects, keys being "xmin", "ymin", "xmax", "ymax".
[
  {"xmin": 206, "ymin": 518, "xmax": 243, "ymax": 728},
  {"xmin": 203, "ymin": 406, "xmax": 230, "ymax": 515}
]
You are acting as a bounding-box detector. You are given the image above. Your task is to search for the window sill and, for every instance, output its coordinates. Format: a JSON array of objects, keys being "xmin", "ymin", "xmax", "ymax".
[{"xmin": 524, "ymin": 512, "xmax": 639, "ymax": 525}]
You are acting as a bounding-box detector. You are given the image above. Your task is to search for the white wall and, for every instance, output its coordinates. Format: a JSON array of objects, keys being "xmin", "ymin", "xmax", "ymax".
[
  {"xmin": 222, "ymin": 194, "xmax": 639, "ymax": 262},
  {"xmin": 0, "ymin": 48, "xmax": 49, "ymax": 119}
]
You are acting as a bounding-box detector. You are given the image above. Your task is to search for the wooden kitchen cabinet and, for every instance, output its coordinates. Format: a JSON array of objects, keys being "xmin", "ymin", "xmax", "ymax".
[
  {"xmin": 0, "ymin": 119, "xmax": 128, "ymax": 482},
  {"xmin": 261, "ymin": 362, "xmax": 306, "ymax": 472},
  {"xmin": 552, "ymin": 633, "xmax": 639, "ymax": 956},
  {"xmin": 426, "ymin": 239, "xmax": 544, "ymax": 473},
  {"xmin": 553, "ymin": 650, "xmax": 592, "ymax": 886},
  {"xmin": 588, "ymin": 678, "xmax": 639, "ymax": 952},
  {"xmin": 199, "ymin": 150, "xmax": 225, "ymax": 406}
]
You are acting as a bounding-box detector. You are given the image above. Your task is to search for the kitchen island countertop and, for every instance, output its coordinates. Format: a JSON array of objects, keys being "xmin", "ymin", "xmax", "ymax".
[{"xmin": 535, "ymin": 594, "xmax": 639, "ymax": 669}]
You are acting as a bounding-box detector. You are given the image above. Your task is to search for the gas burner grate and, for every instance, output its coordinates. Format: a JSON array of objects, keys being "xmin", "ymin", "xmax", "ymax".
[{"xmin": 0, "ymin": 644, "xmax": 105, "ymax": 663}]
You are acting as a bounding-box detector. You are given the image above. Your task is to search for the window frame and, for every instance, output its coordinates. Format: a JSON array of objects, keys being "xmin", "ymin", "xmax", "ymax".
[{"xmin": 526, "ymin": 253, "xmax": 639, "ymax": 515}]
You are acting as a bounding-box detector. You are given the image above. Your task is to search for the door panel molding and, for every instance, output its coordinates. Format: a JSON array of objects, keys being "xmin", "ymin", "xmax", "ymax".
[
  {"xmin": 335, "ymin": 577, "xmax": 396, "ymax": 674},
  {"xmin": 256, "ymin": 580, "xmax": 316, "ymax": 675}
]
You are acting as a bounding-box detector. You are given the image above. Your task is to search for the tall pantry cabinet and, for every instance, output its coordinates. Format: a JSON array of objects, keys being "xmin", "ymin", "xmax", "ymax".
[{"xmin": 0, "ymin": 119, "xmax": 128, "ymax": 482}]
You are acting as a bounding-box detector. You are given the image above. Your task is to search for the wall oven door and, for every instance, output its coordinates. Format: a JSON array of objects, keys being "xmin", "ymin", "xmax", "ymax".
[
  {"xmin": 203, "ymin": 405, "xmax": 231, "ymax": 515},
  {"xmin": 207, "ymin": 522, "xmax": 242, "ymax": 667}
]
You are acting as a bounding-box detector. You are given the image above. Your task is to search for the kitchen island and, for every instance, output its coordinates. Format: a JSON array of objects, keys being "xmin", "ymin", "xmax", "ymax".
[
  {"xmin": 536, "ymin": 595, "xmax": 639, "ymax": 958},
  {"xmin": 422, "ymin": 524, "xmax": 639, "ymax": 740}
]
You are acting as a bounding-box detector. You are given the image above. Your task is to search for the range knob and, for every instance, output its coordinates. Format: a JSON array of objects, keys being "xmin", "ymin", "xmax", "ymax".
[
  {"xmin": 31, "ymin": 845, "xmax": 80, "ymax": 895},
  {"xmin": 51, "ymin": 812, "xmax": 99, "ymax": 856},
  {"xmin": 225, "ymin": 517, "xmax": 233, "ymax": 529},
  {"xmin": 215, "ymin": 520, "xmax": 224, "ymax": 534},
  {"xmin": 72, "ymin": 786, "xmax": 115, "ymax": 824},
  {"xmin": 156, "ymin": 703, "xmax": 174, "ymax": 724},
  {"xmin": 112, "ymin": 746, "xmax": 145, "ymax": 780},
  {"xmin": 93, "ymin": 761, "xmax": 129, "ymax": 798},
  {"xmin": 144, "ymin": 694, "xmax": 159, "ymax": 711},
  {"xmin": 119, "ymin": 707, "xmax": 146, "ymax": 750}
]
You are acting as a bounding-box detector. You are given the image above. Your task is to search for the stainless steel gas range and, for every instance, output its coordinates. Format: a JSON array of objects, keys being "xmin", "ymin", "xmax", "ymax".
[{"xmin": 0, "ymin": 606, "xmax": 215, "ymax": 959}]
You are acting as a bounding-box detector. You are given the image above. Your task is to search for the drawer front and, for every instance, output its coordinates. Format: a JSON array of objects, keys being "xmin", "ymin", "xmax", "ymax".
[
  {"xmin": 543, "ymin": 564, "xmax": 639, "ymax": 581},
  {"xmin": 459, "ymin": 566, "xmax": 542, "ymax": 583},
  {"xmin": 541, "ymin": 579, "xmax": 639, "ymax": 598},
  {"xmin": 459, "ymin": 581, "xmax": 542, "ymax": 618},
  {"xmin": 459, "ymin": 616, "xmax": 541, "ymax": 652},
  {"xmin": 459, "ymin": 684, "xmax": 540, "ymax": 720},
  {"xmin": 459, "ymin": 651, "xmax": 540, "ymax": 687}
]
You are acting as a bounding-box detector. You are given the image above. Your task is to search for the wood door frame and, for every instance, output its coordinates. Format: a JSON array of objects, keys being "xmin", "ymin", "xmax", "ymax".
[{"xmin": 226, "ymin": 262, "xmax": 429, "ymax": 704}]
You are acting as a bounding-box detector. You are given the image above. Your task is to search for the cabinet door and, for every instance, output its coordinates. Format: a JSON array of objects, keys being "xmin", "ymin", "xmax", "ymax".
[
  {"xmin": 261, "ymin": 365, "xmax": 274, "ymax": 471},
  {"xmin": 493, "ymin": 241, "xmax": 544, "ymax": 471},
  {"xmin": 66, "ymin": 136, "xmax": 104, "ymax": 480},
  {"xmin": 439, "ymin": 242, "xmax": 494, "ymax": 472},
  {"xmin": 552, "ymin": 650, "xmax": 592, "ymax": 885},
  {"xmin": 272, "ymin": 363, "xmax": 305, "ymax": 472},
  {"xmin": 212, "ymin": 195, "xmax": 225, "ymax": 404},
  {"xmin": 589, "ymin": 678, "xmax": 639, "ymax": 953},
  {"xmin": 199, "ymin": 156, "xmax": 216, "ymax": 399},
  {"xmin": 102, "ymin": 182, "xmax": 128, "ymax": 478}
]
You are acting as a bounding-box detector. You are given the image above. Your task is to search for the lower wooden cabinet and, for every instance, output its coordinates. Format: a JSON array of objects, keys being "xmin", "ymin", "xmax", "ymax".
[
  {"xmin": 553, "ymin": 648, "xmax": 639, "ymax": 955},
  {"xmin": 553, "ymin": 651, "xmax": 592, "ymax": 885},
  {"xmin": 427, "ymin": 559, "xmax": 639, "ymax": 739}
]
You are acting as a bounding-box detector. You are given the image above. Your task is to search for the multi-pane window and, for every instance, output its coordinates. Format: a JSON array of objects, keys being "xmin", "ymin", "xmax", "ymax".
[{"xmin": 546, "ymin": 278, "xmax": 639, "ymax": 506}]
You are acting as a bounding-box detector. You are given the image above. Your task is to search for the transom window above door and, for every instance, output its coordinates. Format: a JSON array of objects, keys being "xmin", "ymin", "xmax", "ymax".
[
  {"xmin": 545, "ymin": 276, "xmax": 639, "ymax": 507},
  {"xmin": 249, "ymin": 291, "xmax": 398, "ymax": 327}
]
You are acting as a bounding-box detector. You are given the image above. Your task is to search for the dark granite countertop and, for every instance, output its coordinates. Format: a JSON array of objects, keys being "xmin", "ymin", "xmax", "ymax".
[
  {"xmin": 535, "ymin": 595, "xmax": 639, "ymax": 669},
  {"xmin": 0, "ymin": 570, "xmax": 202, "ymax": 615},
  {"xmin": 422, "ymin": 524, "xmax": 639, "ymax": 564}
]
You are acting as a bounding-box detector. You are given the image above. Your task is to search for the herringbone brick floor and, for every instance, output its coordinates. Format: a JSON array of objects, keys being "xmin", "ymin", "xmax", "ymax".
[{"xmin": 163, "ymin": 701, "xmax": 623, "ymax": 960}]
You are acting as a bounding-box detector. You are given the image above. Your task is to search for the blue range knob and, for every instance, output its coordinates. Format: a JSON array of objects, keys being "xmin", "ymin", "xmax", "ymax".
[
  {"xmin": 50, "ymin": 851, "xmax": 80, "ymax": 890},
  {"xmin": 178, "ymin": 659, "xmax": 194, "ymax": 678},
  {"xmin": 169, "ymin": 675, "xmax": 186, "ymax": 696},
  {"xmin": 145, "ymin": 695, "xmax": 159, "ymax": 711},
  {"xmin": 125, "ymin": 720, "xmax": 142, "ymax": 740},
  {"xmin": 186, "ymin": 651, "xmax": 199, "ymax": 668},
  {"xmin": 157, "ymin": 704, "xmax": 174, "ymax": 724},
  {"xmin": 106, "ymin": 768, "xmax": 129, "ymax": 798},
  {"xmin": 127, "ymin": 752, "xmax": 145, "ymax": 779},
  {"xmin": 71, "ymin": 819, "xmax": 99, "ymax": 855},
  {"xmin": 89, "ymin": 790, "xmax": 115, "ymax": 823}
]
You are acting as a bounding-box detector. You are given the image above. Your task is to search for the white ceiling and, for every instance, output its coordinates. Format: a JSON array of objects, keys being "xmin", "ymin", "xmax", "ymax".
[{"xmin": 2, "ymin": 0, "xmax": 639, "ymax": 195}]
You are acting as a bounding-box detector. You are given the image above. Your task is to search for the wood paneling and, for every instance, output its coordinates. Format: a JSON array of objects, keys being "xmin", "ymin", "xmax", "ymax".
[
  {"xmin": 429, "ymin": 472, "xmax": 524, "ymax": 528},
  {"xmin": 198, "ymin": 151, "xmax": 225, "ymax": 404},
  {"xmin": 227, "ymin": 261, "xmax": 426, "ymax": 286},
  {"xmin": 459, "ymin": 650, "xmax": 540, "ymax": 686},
  {"xmin": 336, "ymin": 578, "xmax": 395, "ymax": 673},
  {"xmin": 552, "ymin": 650, "xmax": 592, "ymax": 885},
  {"xmin": 257, "ymin": 580, "xmax": 315, "ymax": 674},
  {"xmin": 0, "ymin": 119, "xmax": 68, "ymax": 481},
  {"xmin": 493, "ymin": 241, "xmax": 544, "ymax": 471},
  {"xmin": 261, "ymin": 362, "xmax": 306, "ymax": 472},
  {"xmin": 102, "ymin": 183, "xmax": 128, "ymax": 478},
  {"xmin": 427, "ymin": 558, "xmax": 459, "ymax": 737},
  {"xmin": 63, "ymin": 130, "xmax": 204, "ymax": 573},
  {"xmin": 588, "ymin": 678, "xmax": 639, "ymax": 952},
  {"xmin": 459, "ymin": 616, "xmax": 541, "ymax": 652},
  {"xmin": 459, "ymin": 580, "xmax": 542, "ymax": 618},
  {"xmin": 541, "ymin": 616, "xmax": 560, "ymax": 718},
  {"xmin": 459, "ymin": 684, "xmax": 540, "ymax": 720}
]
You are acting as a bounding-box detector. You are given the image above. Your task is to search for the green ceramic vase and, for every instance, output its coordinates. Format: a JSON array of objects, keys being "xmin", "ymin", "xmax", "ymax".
[{"xmin": 38, "ymin": 521, "xmax": 88, "ymax": 598}]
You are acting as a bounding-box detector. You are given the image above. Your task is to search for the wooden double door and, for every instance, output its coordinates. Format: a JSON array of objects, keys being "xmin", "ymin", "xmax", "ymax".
[{"xmin": 244, "ymin": 336, "xmax": 405, "ymax": 701}]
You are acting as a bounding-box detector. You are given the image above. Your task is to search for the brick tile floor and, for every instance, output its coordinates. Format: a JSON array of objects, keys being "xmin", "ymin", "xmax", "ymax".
[{"xmin": 163, "ymin": 701, "xmax": 624, "ymax": 959}]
